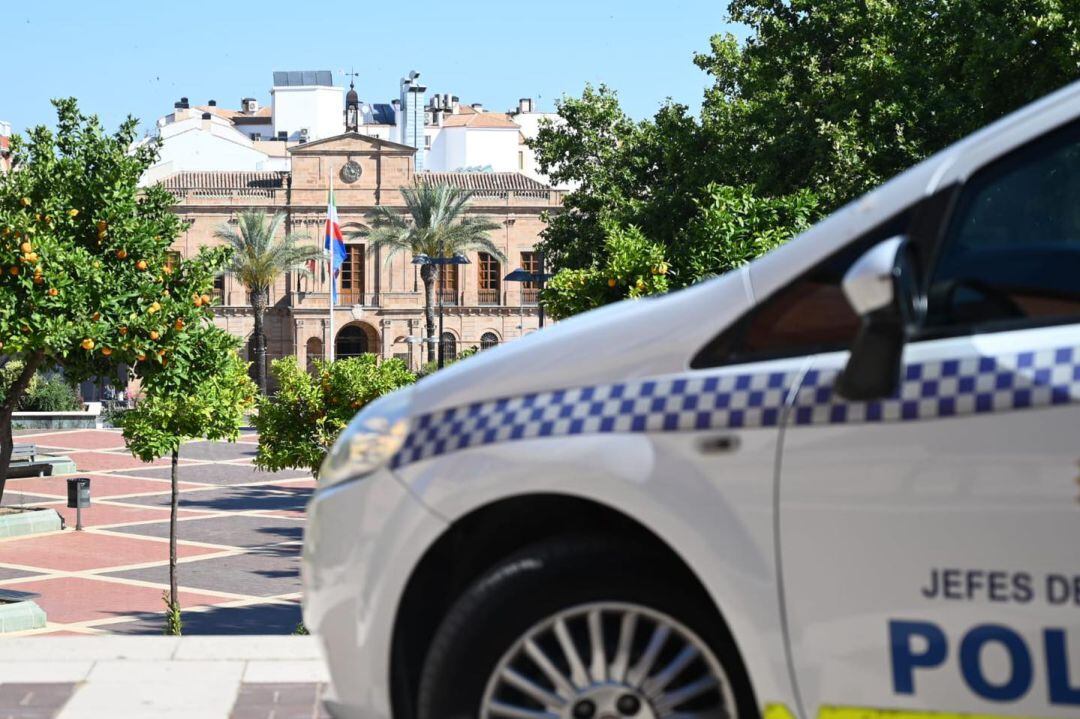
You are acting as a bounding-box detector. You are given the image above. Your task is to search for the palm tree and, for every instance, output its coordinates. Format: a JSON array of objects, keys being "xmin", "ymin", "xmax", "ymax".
[
  {"xmin": 352, "ymin": 182, "xmax": 504, "ymax": 364},
  {"xmin": 215, "ymin": 210, "xmax": 321, "ymax": 393}
]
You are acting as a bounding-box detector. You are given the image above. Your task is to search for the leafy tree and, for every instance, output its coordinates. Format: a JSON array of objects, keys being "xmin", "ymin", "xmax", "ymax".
[
  {"xmin": 542, "ymin": 223, "xmax": 670, "ymax": 321},
  {"xmin": 0, "ymin": 98, "xmax": 227, "ymax": 504},
  {"xmin": 351, "ymin": 182, "xmax": 504, "ymax": 363},
  {"xmin": 116, "ymin": 324, "xmax": 256, "ymax": 634},
  {"xmin": 532, "ymin": 2, "xmax": 1080, "ymax": 316},
  {"xmin": 254, "ymin": 355, "xmax": 414, "ymax": 480},
  {"xmin": 215, "ymin": 210, "xmax": 321, "ymax": 395}
]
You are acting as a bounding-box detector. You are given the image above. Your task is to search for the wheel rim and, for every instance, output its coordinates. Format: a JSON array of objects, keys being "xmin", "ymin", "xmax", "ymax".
[{"xmin": 480, "ymin": 601, "xmax": 737, "ymax": 719}]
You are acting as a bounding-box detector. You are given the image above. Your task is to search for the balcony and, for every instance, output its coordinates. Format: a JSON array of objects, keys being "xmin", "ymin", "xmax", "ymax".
[
  {"xmin": 436, "ymin": 290, "xmax": 459, "ymax": 306},
  {"xmin": 521, "ymin": 288, "xmax": 540, "ymax": 305},
  {"xmin": 477, "ymin": 288, "xmax": 500, "ymax": 306}
]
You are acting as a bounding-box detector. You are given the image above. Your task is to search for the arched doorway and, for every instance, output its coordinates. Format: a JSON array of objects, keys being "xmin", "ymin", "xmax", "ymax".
[
  {"xmin": 336, "ymin": 325, "xmax": 369, "ymax": 359},
  {"xmin": 305, "ymin": 337, "xmax": 324, "ymax": 371}
]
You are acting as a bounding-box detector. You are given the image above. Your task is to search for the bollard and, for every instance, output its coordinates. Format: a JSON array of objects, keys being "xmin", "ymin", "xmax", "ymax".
[{"xmin": 66, "ymin": 477, "xmax": 91, "ymax": 531}]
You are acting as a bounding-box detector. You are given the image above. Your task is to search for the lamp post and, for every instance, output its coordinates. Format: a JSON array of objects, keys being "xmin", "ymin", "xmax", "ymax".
[
  {"xmin": 413, "ymin": 250, "xmax": 471, "ymax": 369},
  {"xmin": 504, "ymin": 257, "xmax": 553, "ymax": 330}
]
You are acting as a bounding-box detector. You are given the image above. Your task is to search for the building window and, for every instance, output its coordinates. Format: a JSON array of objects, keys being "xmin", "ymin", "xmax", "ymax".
[
  {"xmin": 480, "ymin": 332, "xmax": 499, "ymax": 350},
  {"xmin": 425, "ymin": 135, "xmax": 432, "ymax": 149},
  {"xmin": 521, "ymin": 251, "xmax": 539, "ymax": 304},
  {"xmin": 340, "ymin": 244, "xmax": 365, "ymax": 304},
  {"xmin": 518, "ymin": 151, "xmax": 525, "ymax": 170},
  {"xmin": 336, "ymin": 325, "xmax": 369, "ymax": 358},
  {"xmin": 213, "ymin": 274, "xmax": 226, "ymax": 305},
  {"xmin": 164, "ymin": 250, "xmax": 181, "ymax": 274},
  {"xmin": 438, "ymin": 264, "xmax": 458, "ymax": 305},
  {"xmin": 440, "ymin": 332, "xmax": 457, "ymax": 362},
  {"xmin": 477, "ymin": 252, "xmax": 500, "ymax": 305}
]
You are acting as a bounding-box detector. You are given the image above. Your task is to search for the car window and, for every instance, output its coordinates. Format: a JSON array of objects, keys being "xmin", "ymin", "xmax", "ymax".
[
  {"xmin": 691, "ymin": 213, "xmax": 910, "ymax": 369},
  {"xmin": 926, "ymin": 121, "xmax": 1080, "ymax": 331}
]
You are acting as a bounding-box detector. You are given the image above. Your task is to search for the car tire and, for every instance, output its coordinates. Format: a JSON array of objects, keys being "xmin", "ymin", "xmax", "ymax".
[{"xmin": 416, "ymin": 533, "xmax": 756, "ymax": 719}]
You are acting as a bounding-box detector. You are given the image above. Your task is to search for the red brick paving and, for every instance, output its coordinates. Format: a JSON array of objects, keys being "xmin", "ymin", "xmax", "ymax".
[
  {"xmin": 0, "ymin": 531, "xmax": 225, "ymax": 572},
  {"xmin": 42, "ymin": 501, "xmax": 213, "ymax": 528},
  {"xmin": 60, "ymin": 450, "xmax": 178, "ymax": 472},
  {"xmin": 5, "ymin": 472, "xmax": 197, "ymax": 499},
  {"xmin": 10, "ymin": 576, "xmax": 232, "ymax": 623},
  {"xmin": 23, "ymin": 430, "xmax": 128, "ymax": 451}
]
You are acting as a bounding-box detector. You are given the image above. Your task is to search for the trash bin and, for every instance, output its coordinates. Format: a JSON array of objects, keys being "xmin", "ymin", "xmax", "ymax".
[{"xmin": 66, "ymin": 477, "xmax": 91, "ymax": 509}]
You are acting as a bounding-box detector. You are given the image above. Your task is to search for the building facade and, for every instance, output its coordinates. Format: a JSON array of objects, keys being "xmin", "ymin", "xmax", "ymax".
[{"xmin": 163, "ymin": 132, "xmax": 561, "ymax": 374}]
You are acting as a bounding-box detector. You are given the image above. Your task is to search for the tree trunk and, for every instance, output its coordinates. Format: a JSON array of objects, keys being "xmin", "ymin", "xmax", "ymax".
[
  {"xmin": 250, "ymin": 288, "xmax": 268, "ymax": 394},
  {"xmin": 0, "ymin": 352, "xmax": 45, "ymax": 505},
  {"xmin": 168, "ymin": 447, "xmax": 179, "ymax": 631},
  {"xmin": 421, "ymin": 265, "xmax": 438, "ymax": 365}
]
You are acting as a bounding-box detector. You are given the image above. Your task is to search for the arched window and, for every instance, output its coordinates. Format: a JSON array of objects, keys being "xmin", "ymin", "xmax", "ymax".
[
  {"xmin": 480, "ymin": 332, "xmax": 499, "ymax": 350},
  {"xmin": 440, "ymin": 332, "xmax": 457, "ymax": 362},
  {"xmin": 336, "ymin": 325, "xmax": 369, "ymax": 359},
  {"xmin": 305, "ymin": 337, "xmax": 324, "ymax": 371}
]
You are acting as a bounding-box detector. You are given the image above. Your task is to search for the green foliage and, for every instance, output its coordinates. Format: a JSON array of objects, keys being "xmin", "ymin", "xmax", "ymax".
[
  {"xmin": 254, "ymin": 355, "xmax": 415, "ymax": 479},
  {"xmin": 116, "ymin": 325, "xmax": 256, "ymax": 463},
  {"xmin": 21, "ymin": 376, "xmax": 81, "ymax": 412},
  {"xmin": 0, "ymin": 98, "xmax": 229, "ymax": 393},
  {"xmin": 542, "ymin": 223, "xmax": 670, "ymax": 321},
  {"xmin": 671, "ymin": 184, "xmax": 820, "ymax": 284},
  {"xmin": 0, "ymin": 361, "xmax": 27, "ymax": 407},
  {"xmin": 216, "ymin": 211, "xmax": 320, "ymax": 295},
  {"xmin": 416, "ymin": 344, "xmax": 482, "ymax": 378},
  {"xmin": 293, "ymin": 622, "xmax": 309, "ymax": 636},
  {"xmin": 531, "ymin": 2, "xmax": 1080, "ymax": 317},
  {"xmin": 163, "ymin": 591, "xmax": 182, "ymax": 636}
]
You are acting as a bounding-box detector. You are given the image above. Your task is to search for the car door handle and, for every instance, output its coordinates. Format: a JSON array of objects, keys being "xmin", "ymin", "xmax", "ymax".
[{"xmin": 697, "ymin": 434, "xmax": 741, "ymax": 454}]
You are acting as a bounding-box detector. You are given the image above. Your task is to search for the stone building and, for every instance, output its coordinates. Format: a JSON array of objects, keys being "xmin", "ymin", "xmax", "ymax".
[{"xmin": 162, "ymin": 132, "xmax": 561, "ymax": 373}]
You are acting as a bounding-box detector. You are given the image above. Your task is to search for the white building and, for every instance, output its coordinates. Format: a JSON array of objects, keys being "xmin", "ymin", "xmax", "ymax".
[{"xmin": 143, "ymin": 70, "xmax": 567, "ymax": 188}]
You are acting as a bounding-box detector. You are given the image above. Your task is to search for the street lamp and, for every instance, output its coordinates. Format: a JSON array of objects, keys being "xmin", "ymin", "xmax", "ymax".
[
  {"xmin": 413, "ymin": 251, "xmax": 471, "ymax": 369},
  {"xmin": 504, "ymin": 259, "xmax": 553, "ymax": 329}
]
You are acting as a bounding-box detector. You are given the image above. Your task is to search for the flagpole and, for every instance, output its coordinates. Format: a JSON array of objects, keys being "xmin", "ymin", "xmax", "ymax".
[{"xmin": 327, "ymin": 169, "xmax": 335, "ymax": 363}]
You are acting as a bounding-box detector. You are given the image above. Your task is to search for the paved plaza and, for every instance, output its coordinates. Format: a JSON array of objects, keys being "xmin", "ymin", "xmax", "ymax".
[
  {"xmin": 1, "ymin": 428, "xmax": 312, "ymax": 635},
  {"xmin": 0, "ymin": 636, "xmax": 330, "ymax": 718}
]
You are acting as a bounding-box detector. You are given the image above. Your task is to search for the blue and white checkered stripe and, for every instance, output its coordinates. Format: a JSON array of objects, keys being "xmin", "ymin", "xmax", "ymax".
[{"xmin": 390, "ymin": 345, "xmax": 1080, "ymax": 469}]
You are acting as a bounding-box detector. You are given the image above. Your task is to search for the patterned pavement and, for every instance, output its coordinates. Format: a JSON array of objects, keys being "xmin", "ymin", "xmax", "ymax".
[{"xmin": 0, "ymin": 429, "xmax": 310, "ymax": 635}]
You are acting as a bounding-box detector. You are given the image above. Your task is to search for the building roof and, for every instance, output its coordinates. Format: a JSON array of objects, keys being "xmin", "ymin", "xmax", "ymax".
[
  {"xmin": 273, "ymin": 70, "xmax": 334, "ymax": 87},
  {"xmin": 159, "ymin": 171, "xmax": 287, "ymax": 193},
  {"xmin": 440, "ymin": 112, "xmax": 519, "ymax": 129},
  {"xmin": 195, "ymin": 105, "xmax": 272, "ymax": 123},
  {"xmin": 422, "ymin": 172, "xmax": 550, "ymax": 192}
]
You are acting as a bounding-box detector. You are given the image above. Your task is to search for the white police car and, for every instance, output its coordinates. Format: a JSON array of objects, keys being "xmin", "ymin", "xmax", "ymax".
[{"xmin": 303, "ymin": 81, "xmax": 1080, "ymax": 719}]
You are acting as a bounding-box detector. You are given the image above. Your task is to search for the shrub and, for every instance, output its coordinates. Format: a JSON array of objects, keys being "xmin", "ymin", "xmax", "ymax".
[
  {"xmin": 254, "ymin": 355, "xmax": 415, "ymax": 479},
  {"xmin": 21, "ymin": 375, "xmax": 81, "ymax": 412}
]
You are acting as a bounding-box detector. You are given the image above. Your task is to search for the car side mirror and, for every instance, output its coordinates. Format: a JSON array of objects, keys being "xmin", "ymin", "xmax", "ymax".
[{"xmin": 835, "ymin": 236, "xmax": 921, "ymax": 401}]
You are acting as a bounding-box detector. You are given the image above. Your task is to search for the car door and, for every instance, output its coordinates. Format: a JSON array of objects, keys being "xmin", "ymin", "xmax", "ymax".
[{"xmin": 779, "ymin": 119, "xmax": 1080, "ymax": 718}]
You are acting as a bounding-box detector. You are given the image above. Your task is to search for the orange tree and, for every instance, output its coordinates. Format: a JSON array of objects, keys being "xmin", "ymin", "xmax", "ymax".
[
  {"xmin": 0, "ymin": 98, "xmax": 228, "ymax": 503},
  {"xmin": 115, "ymin": 325, "xmax": 255, "ymax": 634},
  {"xmin": 254, "ymin": 355, "xmax": 414, "ymax": 480}
]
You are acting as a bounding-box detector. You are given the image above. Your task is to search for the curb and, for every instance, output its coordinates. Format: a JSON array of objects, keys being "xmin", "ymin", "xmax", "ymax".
[
  {"xmin": 0, "ymin": 507, "xmax": 64, "ymax": 539},
  {"xmin": 0, "ymin": 596, "xmax": 47, "ymax": 633}
]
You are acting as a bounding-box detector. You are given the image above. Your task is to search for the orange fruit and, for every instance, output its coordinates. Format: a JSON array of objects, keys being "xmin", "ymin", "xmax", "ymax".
[
  {"xmin": 9, "ymin": 266, "xmax": 18, "ymax": 276},
  {"xmin": 33, "ymin": 276, "xmax": 43, "ymax": 285},
  {"xmin": 192, "ymin": 295, "xmax": 202, "ymax": 307},
  {"xmin": 149, "ymin": 330, "xmax": 160, "ymax": 341},
  {"xmin": 137, "ymin": 353, "xmax": 147, "ymax": 361},
  {"xmin": 48, "ymin": 287, "xmax": 58, "ymax": 296},
  {"xmin": 157, "ymin": 349, "xmax": 165, "ymax": 357},
  {"xmin": 135, "ymin": 260, "xmax": 148, "ymax": 271},
  {"xmin": 0, "ymin": 341, "xmax": 4, "ymax": 350},
  {"xmin": 174, "ymin": 318, "xmax": 184, "ymax": 331},
  {"xmin": 20, "ymin": 197, "xmax": 31, "ymax": 207},
  {"xmin": 148, "ymin": 302, "xmax": 161, "ymax": 314},
  {"xmin": 81, "ymin": 338, "xmax": 94, "ymax": 350},
  {"xmin": 607, "ymin": 278, "xmax": 616, "ymax": 288},
  {"xmin": 92, "ymin": 312, "xmax": 100, "ymax": 321},
  {"xmin": 119, "ymin": 326, "xmax": 128, "ymax": 335},
  {"xmin": 97, "ymin": 220, "xmax": 107, "ymax": 232},
  {"xmin": 101, "ymin": 347, "xmax": 113, "ymax": 356},
  {"xmin": 162, "ymin": 265, "xmax": 172, "ymax": 275},
  {"xmin": 116, "ymin": 249, "xmax": 128, "ymax": 260},
  {"xmin": 19, "ymin": 242, "xmax": 31, "ymax": 254},
  {"xmin": 68, "ymin": 209, "xmax": 79, "ymax": 218},
  {"xmin": 201, "ymin": 294, "xmax": 211, "ymax": 305}
]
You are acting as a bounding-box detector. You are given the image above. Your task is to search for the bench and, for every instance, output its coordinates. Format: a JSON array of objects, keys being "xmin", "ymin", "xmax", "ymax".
[{"xmin": 12, "ymin": 444, "xmax": 36, "ymax": 464}]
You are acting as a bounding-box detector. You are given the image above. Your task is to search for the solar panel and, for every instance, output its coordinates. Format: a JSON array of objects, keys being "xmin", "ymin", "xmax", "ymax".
[{"xmin": 272, "ymin": 71, "xmax": 334, "ymax": 87}]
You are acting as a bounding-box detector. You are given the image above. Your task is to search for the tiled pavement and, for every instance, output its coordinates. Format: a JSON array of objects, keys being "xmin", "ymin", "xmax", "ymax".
[
  {"xmin": 0, "ymin": 429, "xmax": 310, "ymax": 635},
  {"xmin": 0, "ymin": 636, "xmax": 331, "ymax": 718}
]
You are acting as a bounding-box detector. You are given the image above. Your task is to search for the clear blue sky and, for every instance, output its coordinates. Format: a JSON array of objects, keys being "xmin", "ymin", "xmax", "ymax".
[{"xmin": 0, "ymin": 0, "xmax": 743, "ymax": 136}]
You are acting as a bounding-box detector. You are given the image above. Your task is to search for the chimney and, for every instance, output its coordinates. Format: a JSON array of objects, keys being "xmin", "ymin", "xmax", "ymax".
[
  {"xmin": 519, "ymin": 98, "xmax": 533, "ymax": 114},
  {"xmin": 201, "ymin": 112, "xmax": 212, "ymax": 120},
  {"xmin": 471, "ymin": 103, "xmax": 484, "ymax": 113},
  {"xmin": 181, "ymin": 97, "xmax": 189, "ymax": 107},
  {"xmin": 208, "ymin": 99, "xmax": 217, "ymax": 107},
  {"xmin": 451, "ymin": 95, "xmax": 460, "ymax": 114}
]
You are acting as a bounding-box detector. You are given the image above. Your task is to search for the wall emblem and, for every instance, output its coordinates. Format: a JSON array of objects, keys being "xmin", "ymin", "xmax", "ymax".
[{"xmin": 340, "ymin": 160, "xmax": 362, "ymax": 184}]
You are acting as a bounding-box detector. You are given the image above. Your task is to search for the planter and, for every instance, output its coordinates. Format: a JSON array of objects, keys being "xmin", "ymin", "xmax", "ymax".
[
  {"xmin": 0, "ymin": 591, "xmax": 47, "ymax": 633},
  {"xmin": 12, "ymin": 407, "xmax": 102, "ymax": 429},
  {"xmin": 0, "ymin": 507, "xmax": 64, "ymax": 539}
]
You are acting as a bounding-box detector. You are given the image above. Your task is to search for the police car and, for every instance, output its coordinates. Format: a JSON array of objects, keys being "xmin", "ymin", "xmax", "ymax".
[{"xmin": 303, "ymin": 81, "xmax": 1080, "ymax": 719}]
